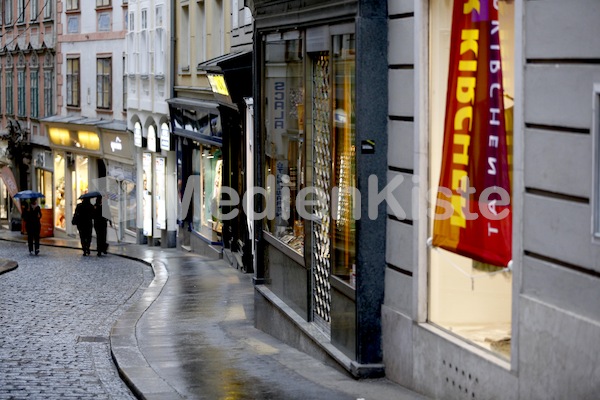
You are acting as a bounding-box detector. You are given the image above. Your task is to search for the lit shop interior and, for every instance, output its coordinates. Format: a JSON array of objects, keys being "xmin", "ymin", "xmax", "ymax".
[{"xmin": 428, "ymin": 0, "xmax": 515, "ymax": 359}]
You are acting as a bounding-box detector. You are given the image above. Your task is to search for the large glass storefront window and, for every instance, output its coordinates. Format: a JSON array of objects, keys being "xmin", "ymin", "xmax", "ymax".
[
  {"xmin": 142, "ymin": 152, "xmax": 153, "ymax": 236},
  {"xmin": 0, "ymin": 179, "xmax": 8, "ymax": 220},
  {"xmin": 72, "ymin": 155, "xmax": 89, "ymax": 201},
  {"xmin": 54, "ymin": 153, "xmax": 66, "ymax": 229},
  {"xmin": 263, "ymin": 32, "xmax": 305, "ymax": 255},
  {"xmin": 428, "ymin": 0, "xmax": 514, "ymax": 359},
  {"xmin": 262, "ymin": 26, "xmax": 356, "ymax": 328},
  {"xmin": 331, "ymin": 33, "xmax": 356, "ymax": 283},
  {"xmin": 36, "ymin": 168, "xmax": 53, "ymax": 209},
  {"xmin": 191, "ymin": 142, "xmax": 222, "ymax": 241}
]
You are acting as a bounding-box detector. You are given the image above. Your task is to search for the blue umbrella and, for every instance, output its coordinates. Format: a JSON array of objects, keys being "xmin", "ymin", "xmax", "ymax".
[
  {"xmin": 79, "ymin": 191, "xmax": 103, "ymax": 199},
  {"xmin": 14, "ymin": 190, "xmax": 45, "ymax": 199}
]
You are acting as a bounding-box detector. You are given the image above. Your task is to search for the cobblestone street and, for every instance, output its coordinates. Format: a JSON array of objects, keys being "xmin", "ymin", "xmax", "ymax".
[{"xmin": 0, "ymin": 241, "xmax": 153, "ymax": 399}]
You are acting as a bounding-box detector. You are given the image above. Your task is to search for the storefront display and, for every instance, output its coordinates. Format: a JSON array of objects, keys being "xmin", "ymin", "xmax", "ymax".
[
  {"xmin": 261, "ymin": 26, "xmax": 357, "ymax": 330},
  {"xmin": 191, "ymin": 142, "xmax": 223, "ymax": 241},
  {"xmin": 142, "ymin": 152, "xmax": 153, "ymax": 237},
  {"xmin": 428, "ymin": 0, "xmax": 514, "ymax": 359},
  {"xmin": 155, "ymin": 156, "xmax": 166, "ymax": 230},
  {"xmin": 263, "ymin": 32, "xmax": 305, "ymax": 256},
  {"xmin": 54, "ymin": 153, "xmax": 66, "ymax": 229}
]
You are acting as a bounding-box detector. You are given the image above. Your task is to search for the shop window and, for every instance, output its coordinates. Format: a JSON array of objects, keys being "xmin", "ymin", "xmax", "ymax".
[
  {"xmin": 72, "ymin": 155, "xmax": 89, "ymax": 206},
  {"xmin": 191, "ymin": 142, "xmax": 223, "ymax": 241},
  {"xmin": 96, "ymin": 56, "xmax": 112, "ymax": 110},
  {"xmin": 54, "ymin": 153, "xmax": 66, "ymax": 229},
  {"xmin": 36, "ymin": 169, "xmax": 53, "ymax": 208},
  {"xmin": 66, "ymin": 57, "xmax": 80, "ymax": 107},
  {"xmin": 428, "ymin": 0, "xmax": 515, "ymax": 359},
  {"xmin": 142, "ymin": 152, "xmax": 153, "ymax": 236},
  {"xmin": 0, "ymin": 181, "xmax": 7, "ymax": 219},
  {"xmin": 30, "ymin": 70, "xmax": 39, "ymax": 118},
  {"xmin": 124, "ymin": 178, "xmax": 137, "ymax": 233},
  {"xmin": 331, "ymin": 33, "xmax": 356, "ymax": 283},
  {"xmin": 263, "ymin": 32, "xmax": 305, "ymax": 255}
]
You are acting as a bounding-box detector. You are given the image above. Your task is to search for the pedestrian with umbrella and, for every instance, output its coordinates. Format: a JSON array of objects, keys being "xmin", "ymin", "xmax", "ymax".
[
  {"xmin": 93, "ymin": 195, "xmax": 112, "ymax": 256},
  {"xmin": 15, "ymin": 191, "xmax": 44, "ymax": 255},
  {"xmin": 72, "ymin": 194, "xmax": 95, "ymax": 256}
]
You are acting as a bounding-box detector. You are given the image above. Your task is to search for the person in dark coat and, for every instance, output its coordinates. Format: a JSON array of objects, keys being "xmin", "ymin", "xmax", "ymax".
[
  {"xmin": 73, "ymin": 197, "xmax": 94, "ymax": 256},
  {"xmin": 93, "ymin": 196, "xmax": 112, "ymax": 256},
  {"xmin": 22, "ymin": 199, "xmax": 42, "ymax": 255}
]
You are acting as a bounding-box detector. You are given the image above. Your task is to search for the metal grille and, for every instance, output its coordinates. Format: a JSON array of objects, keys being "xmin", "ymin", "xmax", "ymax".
[{"xmin": 312, "ymin": 53, "xmax": 331, "ymax": 325}]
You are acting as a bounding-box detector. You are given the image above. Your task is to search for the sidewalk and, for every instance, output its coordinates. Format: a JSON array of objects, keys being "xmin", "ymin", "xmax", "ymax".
[{"xmin": 0, "ymin": 230, "xmax": 426, "ymax": 400}]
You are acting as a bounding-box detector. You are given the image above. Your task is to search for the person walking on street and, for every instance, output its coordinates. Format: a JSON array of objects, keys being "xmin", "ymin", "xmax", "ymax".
[
  {"xmin": 23, "ymin": 199, "xmax": 42, "ymax": 255},
  {"xmin": 73, "ymin": 197, "xmax": 94, "ymax": 256},
  {"xmin": 93, "ymin": 196, "xmax": 112, "ymax": 256}
]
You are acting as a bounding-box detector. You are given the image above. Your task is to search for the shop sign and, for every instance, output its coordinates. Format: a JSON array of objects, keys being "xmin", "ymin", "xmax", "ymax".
[
  {"xmin": 0, "ymin": 166, "xmax": 21, "ymax": 213},
  {"xmin": 160, "ymin": 123, "xmax": 170, "ymax": 151},
  {"xmin": 147, "ymin": 127, "xmax": 157, "ymax": 152},
  {"xmin": 155, "ymin": 156, "xmax": 166, "ymax": 230},
  {"xmin": 134, "ymin": 123, "xmax": 143, "ymax": 147},
  {"xmin": 432, "ymin": 0, "xmax": 512, "ymax": 267},
  {"xmin": 102, "ymin": 131, "xmax": 134, "ymax": 160},
  {"xmin": 208, "ymin": 74, "xmax": 230, "ymax": 96},
  {"xmin": 48, "ymin": 128, "xmax": 101, "ymax": 151}
]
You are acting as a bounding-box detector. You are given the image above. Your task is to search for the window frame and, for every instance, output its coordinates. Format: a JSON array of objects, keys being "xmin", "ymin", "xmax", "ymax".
[
  {"xmin": 43, "ymin": 69, "xmax": 53, "ymax": 117},
  {"xmin": 96, "ymin": 56, "xmax": 112, "ymax": 110},
  {"xmin": 31, "ymin": 0, "xmax": 38, "ymax": 21},
  {"xmin": 4, "ymin": 0, "xmax": 12, "ymax": 24},
  {"xmin": 5, "ymin": 70, "xmax": 13, "ymax": 115},
  {"xmin": 96, "ymin": 0, "xmax": 111, "ymax": 8},
  {"xmin": 17, "ymin": 0, "xmax": 25, "ymax": 23},
  {"xmin": 66, "ymin": 0, "xmax": 80, "ymax": 12},
  {"xmin": 17, "ymin": 68, "xmax": 26, "ymax": 117},
  {"xmin": 30, "ymin": 69, "xmax": 39, "ymax": 118},
  {"xmin": 43, "ymin": 0, "xmax": 52, "ymax": 20},
  {"xmin": 66, "ymin": 57, "xmax": 80, "ymax": 108}
]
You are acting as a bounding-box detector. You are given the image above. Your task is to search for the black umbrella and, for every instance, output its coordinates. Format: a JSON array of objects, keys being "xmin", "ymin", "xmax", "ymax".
[
  {"xmin": 14, "ymin": 190, "xmax": 45, "ymax": 200},
  {"xmin": 79, "ymin": 191, "xmax": 103, "ymax": 199}
]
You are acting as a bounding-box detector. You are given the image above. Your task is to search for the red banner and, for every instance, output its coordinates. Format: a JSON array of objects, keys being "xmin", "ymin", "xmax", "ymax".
[
  {"xmin": 0, "ymin": 166, "xmax": 21, "ymax": 214},
  {"xmin": 432, "ymin": 0, "xmax": 512, "ymax": 267}
]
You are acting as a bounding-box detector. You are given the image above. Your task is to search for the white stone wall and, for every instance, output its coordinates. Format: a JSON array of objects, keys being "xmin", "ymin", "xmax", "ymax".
[{"xmin": 58, "ymin": 0, "xmax": 127, "ymax": 118}]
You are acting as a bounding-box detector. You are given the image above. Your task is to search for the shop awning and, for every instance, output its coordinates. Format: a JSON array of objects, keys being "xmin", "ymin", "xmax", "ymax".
[
  {"xmin": 166, "ymin": 98, "xmax": 223, "ymax": 147},
  {"xmin": 197, "ymin": 50, "xmax": 252, "ymax": 107}
]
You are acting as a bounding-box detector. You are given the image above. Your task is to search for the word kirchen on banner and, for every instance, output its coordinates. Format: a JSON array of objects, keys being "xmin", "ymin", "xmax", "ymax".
[{"xmin": 432, "ymin": 0, "xmax": 512, "ymax": 267}]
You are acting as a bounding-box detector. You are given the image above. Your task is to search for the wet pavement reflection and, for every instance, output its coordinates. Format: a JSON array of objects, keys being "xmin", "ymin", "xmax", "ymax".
[{"xmin": 138, "ymin": 254, "xmax": 355, "ymax": 399}]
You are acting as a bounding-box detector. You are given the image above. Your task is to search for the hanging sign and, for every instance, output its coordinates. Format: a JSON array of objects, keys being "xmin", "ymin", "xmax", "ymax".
[
  {"xmin": 147, "ymin": 127, "xmax": 157, "ymax": 152},
  {"xmin": 134, "ymin": 123, "xmax": 143, "ymax": 147},
  {"xmin": 432, "ymin": 0, "xmax": 512, "ymax": 267},
  {"xmin": 0, "ymin": 166, "xmax": 21, "ymax": 213}
]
